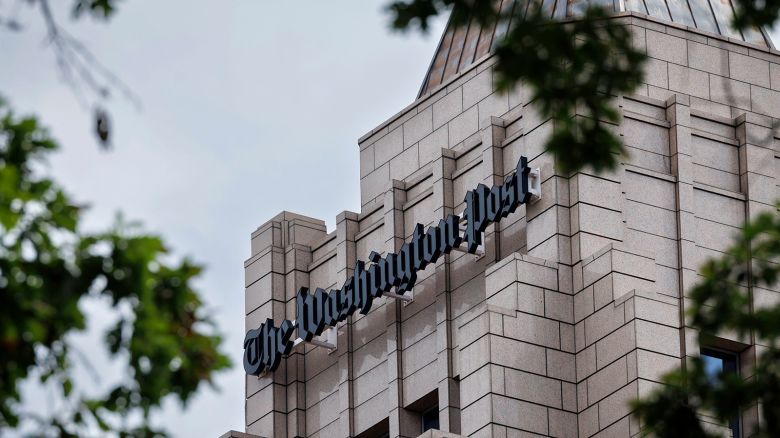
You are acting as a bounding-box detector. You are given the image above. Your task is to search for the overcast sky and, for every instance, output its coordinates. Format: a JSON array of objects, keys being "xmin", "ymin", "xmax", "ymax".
[{"xmin": 2, "ymin": 1, "xmax": 444, "ymax": 436}]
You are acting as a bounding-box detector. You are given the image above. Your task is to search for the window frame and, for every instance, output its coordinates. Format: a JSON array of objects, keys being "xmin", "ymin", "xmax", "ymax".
[{"xmin": 701, "ymin": 347, "xmax": 741, "ymax": 438}]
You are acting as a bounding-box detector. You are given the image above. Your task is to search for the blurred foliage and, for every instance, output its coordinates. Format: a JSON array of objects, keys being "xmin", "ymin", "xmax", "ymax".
[
  {"xmin": 387, "ymin": 0, "xmax": 647, "ymax": 173},
  {"xmin": 633, "ymin": 207, "xmax": 780, "ymax": 437},
  {"xmin": 71, "ymin": 0, "xmax": 119, "ymax": 20},
  {"xmin": 0, "ymin": 96, "xmax": 230, "ymax": 436},
  {"xmin": 732, "ymin": 0, "xmax": 780, "ymax": 30}
]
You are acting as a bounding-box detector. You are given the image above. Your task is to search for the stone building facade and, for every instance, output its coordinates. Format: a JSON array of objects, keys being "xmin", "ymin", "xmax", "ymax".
[{"xmin": 239, "ymin": 10, "xmax": 780, "ymax": 438}]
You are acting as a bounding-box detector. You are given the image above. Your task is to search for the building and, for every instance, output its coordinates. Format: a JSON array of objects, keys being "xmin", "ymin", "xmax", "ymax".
[{"xmin": 235, "ymin": 2, "xmax": 780, "ymax": 437}]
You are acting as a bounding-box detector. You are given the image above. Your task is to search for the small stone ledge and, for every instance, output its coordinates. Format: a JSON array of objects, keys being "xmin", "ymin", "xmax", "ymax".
[
  {"xmin": 415, "ymin": 429, "xmax": 467, "ymax": 438},
  {"xmin": 218, "ymin": 431, "xmax": 264, "ymax": 438}
]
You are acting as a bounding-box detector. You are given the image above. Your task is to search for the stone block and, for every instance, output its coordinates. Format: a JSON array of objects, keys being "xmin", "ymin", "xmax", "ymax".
[
  {"xmin": 517, "ymin": 284, "xmax": 546, "ymax": 316},
  {"xmin": 547, "ymin": 348, "xmax": 576, "ymax": 382},
  {"xmin": 730, "ymin": 52, "xmax": 770, "ymax": 88},
  {"xmin": 246, "ymin": 384, "xmax": 276, "ymax": 425},
  {"xmin": 245, "ymin": 272, "xmax": 283, "ymax": 314},
  {"xmin": 635, "ymin": 319, "xmax": 681, "ymax": 357},
  {"xmin": 492, "ymin": 394, "xmax": 549, "ymax": 435},
  {"xmin": 626, "ymin": 200, "xmax": 678, "ymax": 238},
  {"xmin": 404, "ymin": 106, "xmax": 433, "ymax": 148},
  {"xmin": 593, "ymin": 275, "xmax": 613, "ymax": 311},
  {"xmin": 360, "ymin": 144, "xmax": 375, "ymax": 178},
  {"xmin": 460, "ymin": 332, "xmax": 490, "ymax": 377},
  {"xmin": 750, "ymin": 85, "xmax": 780, "ymax": 117},
  {"xmin": 390, "ymin": 143, "xmax": 420, "ymax": 180},
  {"xmin": 578, "ymin": 404, "xmax": 599, "ymax": 438},
  {"xmin": 562, "ymin": 382, "xmax": 577, "ymax": 412},
  {"xmin": 668, "ymin": 64, "xmax": 710, "ymax": 99},
  {"xmin": 575, "ymin": 204, "xmax": 624, "ymax": 242},
  {"xmin": 596, "ymin": 416, "xmax": 630, "ymax": 438},
  {"xmin": 771, "ymin": 62, "xmax": 780, "ymax": 91},
  {"xmin": 503, "ymin": 311, "xmax": 561, "ymax": 349},
  {"xmin": 644, "ymin": 57, "xmax": 669, "ymax": 88},
  {"xmin": 571, "ymin": 173, "xmax": 624, "ymax": 211},
  {"xmin": 646, "ymin": 30, "xmax": 687, "ymax": 65},
  {"xmin": 354, "ymin": 365, "xmax": 386, "ymax": 405},
  {"xmin": 630, "ymin": 24, "xmax": 647, "ymax": 54},
  {"xmin": 504, "ymin": 368, "xmax": 562, "ymax": 408},
  {"xmin": 694, "ymin": 218, "xmax": 739, "ymax": 253},
  {"xmin": 433, "ymin": 88, "xmax": 463, "ymax": 130},
  {"xmin": 577, "ymin": 344, "xmax": 597, "ymax": 381},
  {"xmin": 488, "ymin": 283, "xmax": 519, "ymax": 311},
  {"xmin": 574, "ymin": 286, "xmax": 595, "ymax": 323},
  {"xmin": 741, "ymin": 143, "xmax": 775, "ymax": 177},
  {"xmin": 623, "ymin": 118, "xmax": 670, "ymax": 156},
  {"xmin": 360, "ymin": 163, "xmax": 389, "ymax": 205},
  {"xmin": 561, "ymin": 323, "xmax": 575, "ymax": 353},
  {"xmin": 374, "ymin": 127, "xmax": 404, "ymax": 165},
  {"xmin": 460, "ymin": 364, "xmax": 492, "ymax": 407},
  {"xmin": 636, "ymin": 349, "xmax": 680, "ymax": 382},
  {"xmin": 419, "ymin": 126, "xmax": 448, "ymax": 165},
  {"xmin": 612, "ymin": 273, "xmax": 655, "ymax": 301},
  {"xmin": 584, "ymin": 301, "xmax": 626, "ymax": 347},
  {"xmin": 306, "ymin": 365, "xmax": 340, "ymax": 408},
  {"xmin": 448, "ymin": 105, "xmax": 479, "ymax": 147},
  {"xmin": 402, "ymin": 332, "xmax": 437, "ymax": 376},
  {"xmin": 633, "ymin": 294, "xmax": 680, "ymax": 327},
  {"xmin": 693, "ymin": 188, "xmax": 744, "ymax": 228},
  {"xmin": 597, "ymin": 380, "xmax": 638, "ymax": 428},
  {"xmin": 548, "ymin": 408, "xmax": 577, "ymax": 438},
  {"xmin": 710, "ymin": 75, "xmax": 751, "ymax": 109},
  {"xmin": 596, "ymin": 322, "xmax": 637, "ymax": 369},
  {"xmin": 688, "ymin": 41, "xmax": 729, "ymax": 76},
  {"xmin": 545, "ymin": 289, "xmax": 574, "ymax": 323},
  {"xmin": 624, "ymin": 230, "xmax": 678, "ymax": 270},
  {"xmin": 461, "ymin": 394, "xmax": 491, "ymax": 436},
  {"xmin": 587, "ymin": 355, "xmax": 628, "ymax": 404},
  {"xmin": 463, "ymin": 69, "xmax": 494, "ymax": 109},
  {"xmin": 478, "ymin": 91, "xmax": 510, "ymax": 121},
  {"xmin": 490, "ymin": 335, "xmax": 547, "ymax": 375}
]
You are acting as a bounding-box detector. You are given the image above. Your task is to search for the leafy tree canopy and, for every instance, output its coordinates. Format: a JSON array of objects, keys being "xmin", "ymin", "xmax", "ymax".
[{"xmin": 0, "ymin": 96, "xmax": 230, "ymax": 436}]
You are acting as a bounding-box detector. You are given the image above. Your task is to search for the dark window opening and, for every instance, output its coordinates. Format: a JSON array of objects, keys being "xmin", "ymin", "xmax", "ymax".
[
  {"xmin": 355, "ymin": 418, "xmax": 389, "ymax": 438},
  {"xmin": 421, "ymin": 406, "xmax": 440, "ymax": 433},
  {"xmin": 701, "ymin": 348, "xmax": 740, "ymax": 438}
]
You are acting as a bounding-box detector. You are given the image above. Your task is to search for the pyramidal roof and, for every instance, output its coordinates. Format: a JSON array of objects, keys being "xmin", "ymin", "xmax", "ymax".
[{"xmin": 419, "ymin": 0, "xmax": 774, "ymax": 97}]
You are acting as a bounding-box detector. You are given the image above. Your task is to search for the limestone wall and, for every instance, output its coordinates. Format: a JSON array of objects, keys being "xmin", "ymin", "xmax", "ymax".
[{"xmin": 244, "ymin": 12, "xmax": 780, "ymax": 438}]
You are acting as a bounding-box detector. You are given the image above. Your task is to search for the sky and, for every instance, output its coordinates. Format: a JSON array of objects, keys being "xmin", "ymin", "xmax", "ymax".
[{"xmin": 1, "ymin": 1, "xmax": 445, "ymax": 436}]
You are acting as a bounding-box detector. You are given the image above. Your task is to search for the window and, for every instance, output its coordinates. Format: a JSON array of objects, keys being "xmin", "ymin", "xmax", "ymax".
[
  {"xmin": 645, "ymin": 0, "xmax": 673, "ymax": 21},
  {"xmin": 666, "ymin": 0, "xmax": 696, "ymax": 26},
  {"xmin": 701, "ymin": 348, "xmax": 740, "ymax": 438},
  {"xmin": 421, "ymin": 407, "xmax": 440, "ymax": 433},
  {"xmin": 709, "ymin": 0, "xmax": 742, "ymax": 39}
]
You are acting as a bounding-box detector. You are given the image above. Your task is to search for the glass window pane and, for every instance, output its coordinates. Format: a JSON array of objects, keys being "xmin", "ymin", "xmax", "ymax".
[
  {"xmin": 668, "ymin": 0, "xmax": 696, "ymax": 26},
  {"xmin": 742, "ymin": 26, "xmax": 767, "ymax": 46},
  {"xmin": 688, "ymin": 0, "xmax": 719, "ymax": 33},
  {"xmin": 553, "ymin": 0, "xmax": 568, "ymax": 17},
  {"xmin": 710, "ymin": 0, "xmax": 743, "ymax": 39},
  {"xmin": 625, "ymin": 0, "xmax": 648, "ymax": 14},
  {"xmin": 542, "ymin": 0, "xmax": 557, "ymax": 17},
  {"xmin": 645, "ymin": 0, "xmax": 672, "ymax": 20},
  {"xmin": 701, "ymin": 348, "xmax": 741, "ymax": 438},
  {"xmin": 568, "ymin": 0, "xmax": 589, "ymax": 16},
  {"xmin": 421, "ymin": 408, "xmax": 439, "ymax": 432},
  {"xmin": 492, "ymin": 0, "xmax": 516, "ymax": 50},
  {"xmin": 702, "ymin": 353, "xmax": 724, "ymax": 384}
]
